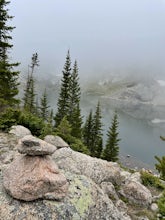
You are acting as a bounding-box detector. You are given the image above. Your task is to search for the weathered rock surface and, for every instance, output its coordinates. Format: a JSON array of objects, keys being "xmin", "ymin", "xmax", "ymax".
[
  {"xmin": 53, "ymin": 147, "xmax": 121, "ymax": 185},
  {"xmin": 101, "ymin": 181, "xmax": 119, "ymax": 201},
  {"xmin": 44, "ymin": 135, "xmax": 69, "ymax": 148},
  {"xmin": 9, "ymin": 125, "xmax": 31, "ymax": 138},
  {"xmin": 115, "ymin": 199, "xmax": 128, "ymax": 214},
  {"xmin": 119, "ymin": 180, "xmax": 152, "ymax": 206},
  {"xmin": 3, "ymin": 155, "xmax": 68, "ymax": 201},
  {"xmin": 0, "ymin": 170, "xmax": 131, "ymax": 220},
  {"xmin": 18, "ymin": 135, "xmax": 57, "ymax": 156}
]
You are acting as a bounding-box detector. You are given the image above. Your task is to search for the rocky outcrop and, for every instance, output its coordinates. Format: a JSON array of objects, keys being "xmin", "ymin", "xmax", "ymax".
[
  {"xmin": 53, "ymin": 147, "xmax": 121, "ymax": 185},
  {"xmin": 0, "ymin": 172, "xmax": 131, "ymax": 220},
  {"xmin": 0, "ymin": 126, "xmax": 163, "ymax": 219},
  {"xmin": 3, "ymin": 135, "xmax": 68, "ymax": 201},
  {"xmin": 53, "ymin": 147, "xmax": 153, "ymax": 207}
]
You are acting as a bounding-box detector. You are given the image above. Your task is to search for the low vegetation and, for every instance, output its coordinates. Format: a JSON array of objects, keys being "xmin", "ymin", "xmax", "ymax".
[
  {"xmin": 157, "ymin": 190, "xmax": 165, "ymax": 216},
  {"xmin": 140, "ymin": 171, "xmax": 165, "ymax": 190}
]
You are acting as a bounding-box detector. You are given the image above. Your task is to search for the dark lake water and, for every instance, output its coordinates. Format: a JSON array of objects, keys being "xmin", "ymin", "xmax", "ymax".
[{"xmin": 81, "ymin": 94, "xmax": 165, "ymax": 170}]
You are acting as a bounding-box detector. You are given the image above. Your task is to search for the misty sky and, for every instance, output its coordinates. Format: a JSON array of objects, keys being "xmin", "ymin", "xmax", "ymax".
[{"xmin": 9, "ymin": 0, "xmax": 165, "ymax": 80}]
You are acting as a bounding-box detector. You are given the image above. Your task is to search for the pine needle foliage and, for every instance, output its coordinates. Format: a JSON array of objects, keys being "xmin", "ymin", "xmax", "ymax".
[
  {"xmin": 83, "ymin": 102, "xmax": 103, "ymax": 158},
  {"xmin": 83, "ymin": 110, "xmax": 94, "ymax": 152},
  {"xmin": 0, "ymin": 0, "xmax": 20, "ymax": 110},
  {"xmin": 155, "ymin": 156, "xmax": 165, "ymax": 180},
  {"xmin": 40, "ymin": 88, "xmax": 50, "ymax": 121},
  {"xmin": 92, "ymin": 102, "xmax": 103, "ymax": 157},
  {"xmin": 54, "ymin": 50, "xmax": 71, "ymax": 127},
  {"xmin": 23, "ymin": 53, "xmax": 39, "ymax": 113},
  {"xmin": 102, "ymin": 112, "xmax": 120, "ymax": 162},
  {"xmin": 69, "ymin": 60, "xmax": 82, "ymax": 138}
]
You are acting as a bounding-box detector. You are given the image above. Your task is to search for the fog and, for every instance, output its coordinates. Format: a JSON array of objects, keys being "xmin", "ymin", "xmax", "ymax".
[{"xmin": 9, "ymin": 0, "xmax": 165, "ymax": 81}]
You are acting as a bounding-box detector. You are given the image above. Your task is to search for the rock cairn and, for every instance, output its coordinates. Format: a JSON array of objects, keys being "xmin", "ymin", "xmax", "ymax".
[{"xmin": 3, "ymin": 135, "xmax": 68, "ymax": 201}]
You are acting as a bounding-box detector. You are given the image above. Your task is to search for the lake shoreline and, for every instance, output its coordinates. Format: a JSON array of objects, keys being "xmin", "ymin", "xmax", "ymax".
[{"xmin": 119, "ymin": 153, "xmax": 157, "ymax": 173}]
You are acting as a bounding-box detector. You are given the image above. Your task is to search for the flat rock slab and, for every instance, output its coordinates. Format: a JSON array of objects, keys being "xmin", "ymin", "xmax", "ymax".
[
  {"xmin": 18, "ymin": 135, "xmax": 57, "ymax": 156},
  {"xmin": 3, "ymin": 155, "xmax": 68, "ymax": 201},
  {"xmin": 44, "ymin": 135, "xmax": 69, "ymax": 148}
]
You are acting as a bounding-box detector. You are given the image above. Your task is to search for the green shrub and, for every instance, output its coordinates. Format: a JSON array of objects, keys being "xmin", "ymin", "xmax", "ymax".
[
  {"xmin": 158, "ymin": 191, "xmax": 165, "ymax": 216},
  {"xmin": 69, "ymin": 138, "xmax": 90, "ymax": 155},
  {"xmin": 0, "ymin": 108, "xmax": 89, "ymax": 155},
  {"xmin": 155, "ymin": 156, "xmax": 165, "ymax": 181},
  {"xmin": 39, "ymin": 123, "xmax": 55, "ymax": 139},
  {"xmin": 0, "ymin": 108, "xmax": 21, "ymax": 131},
  {"xmin": 0, "ymin": 108, "xmax": 51, "ymax": 137},
  {"xmin": 140, "ymin": 171, "xmax": 165, "ymax": 190},
  {"xmin": 55, "ymin": 116, "xmax": 89, "ymax": 154},
  {"xmin": 18, "ymin": 110, "xmax": 45, "ymax": 136}
]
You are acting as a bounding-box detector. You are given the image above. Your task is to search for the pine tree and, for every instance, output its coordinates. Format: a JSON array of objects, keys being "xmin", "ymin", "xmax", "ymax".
[
  {"xmin": 102, "ymin": 112, "xmax": 120, "ymax": 162},
  {"xmin": 68, "ymin": 60, "xmax": 82, "ymax": 138},
  {"xmin": 23, "ymin": 53, "xmax": 39, "ymax": 113},
  {"xmin": 54, "ymin": 50, "xmax": 71, "ymax": 126},
  {"xmin": 82, "ymin": 110, "xmax": 94, "ymax": 153},
  {"xmin": 40, "ymin": 88, "xmax": 50, "ymax": 121},
  {"xmin": 55, "ymin": 116, "xmax": 72, "ymax": 139},
  {"xmin": 0, "ymin": 0, "xmax": 19, "ymax": 110},
  {"xmin": 48, "ymin": 109, "xmax": 54, "ymax": 125},
  {"xmin": 30, "ymin": 52, "xmax": 39, "ymax": 74},
  {"xmin": 92, "ymin": 102, "xmax": 103, "ymax": 157}
]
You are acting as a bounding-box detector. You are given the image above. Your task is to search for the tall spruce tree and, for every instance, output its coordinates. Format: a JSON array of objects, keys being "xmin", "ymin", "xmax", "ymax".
[
  {"xmin": 83, "ymin": 103, "xmax": 103, "ymax": 158},
  {"xmin": 48, "ymin": 109, "xmax": 54, "ymax": 125},
  {"xmin": 0, "ymin": 0, "xmax": 19, "ymax": 110},
  {"xmin": 92, "ymin": 102, "xmax": 103, "ymax": 157},
  {"xmin": 23, "ymin": 53, "xmax": 39, "ymax": 113},
  {"xmin": 82, "ymin": 110, "xmax": 94, "ymax": 154},
  {"xmin": 40, "ymin": 88, "xmax": 50, "ymax": 121},
  {"xmin": 102, "ymin": 112, "xmax": 120, "ymax": 162},
  {"xmin": 68, "ymin": 60, "xmax": 82, "ymax": 138},
  {"xmin": 54, "ymin": 50, "xmax": 71, "ymax": 127}
]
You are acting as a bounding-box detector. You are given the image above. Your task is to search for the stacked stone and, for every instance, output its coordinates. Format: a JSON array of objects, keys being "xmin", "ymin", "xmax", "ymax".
[{"xmin": 3, "ymin": 135, "xmax": 68, "ymax": 201}]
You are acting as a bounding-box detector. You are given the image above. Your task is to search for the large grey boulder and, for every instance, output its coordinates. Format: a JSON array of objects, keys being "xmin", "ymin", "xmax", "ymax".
[
  {"xmin": 9, "ymin": 125, "xmax": 31, "ymax": 138},
  {"xmin": 119, "ymin": 180, "xmax": 152, "ymax": 206},
  {"xmin": 44, "ymin": 135, "xmax": 69, "ymax": 148}
]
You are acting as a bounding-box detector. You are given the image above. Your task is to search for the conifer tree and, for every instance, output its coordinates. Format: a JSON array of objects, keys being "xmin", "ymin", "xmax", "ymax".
[
  {"xmin": 82, "ymin": 110, "xmax": 94, "ymax": 153},
  {"xmin": 55, "ymin": 116, "xmax": 72, "ymax": 138},
  {"xmin": 40, "ymin": 88, "xmax": 50, "ymax": 121},
  {"xmin": 49, "ymin": 109, "xmax": 54, "ymax": 125},
  {"xmin": 92, "ymin": 102, "xmax": 103, "ymax": 157},
  {"xmin": 54, "ymin": 50, "xmax": 71, "ymax": 127},
  {"xmin": 23, "ymin": 53, "xmax": 39, "ymax": 113},
  {"xmin": 0, "ymin": 0, "xmax": 19, "ymax": 110},
  {"xmin": 69, "ymin": 60, "xmax": 82, "ymax": 138},
  {"xmin": 102, "ymin": 112, "xmax": 120, "ymax": 162}
]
